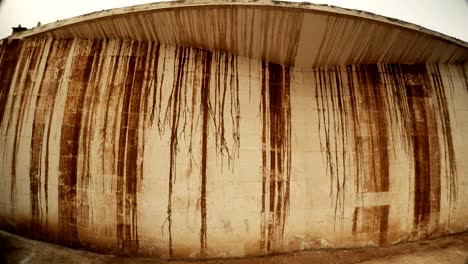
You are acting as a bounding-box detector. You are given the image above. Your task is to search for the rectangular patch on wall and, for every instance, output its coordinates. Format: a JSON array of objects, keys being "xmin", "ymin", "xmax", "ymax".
[{"xmin": 352, "ymin": 205, "xmax": 389, "ymax": 245}]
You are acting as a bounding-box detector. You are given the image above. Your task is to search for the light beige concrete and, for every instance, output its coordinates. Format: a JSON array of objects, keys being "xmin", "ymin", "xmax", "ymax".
[{"xmin": 0, "ymin": 37, "xmax": 468, "ymax": 258}]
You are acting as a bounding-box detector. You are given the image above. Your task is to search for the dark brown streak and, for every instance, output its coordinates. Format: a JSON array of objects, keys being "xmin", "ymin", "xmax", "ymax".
[
  {"xmin": 0, "ymin": 39, "xmax": 23, "ymax": 126},
  {"xmin": 165, "ymin": 47, "xmax": 188, "ymax": 257},
  {"xmin": 430, "ymin": 65, "xmax": 457, "ymax": 205},
  {"xmin": 402, "ymin": 64, "xmax": 440, "ymax": 234},
  {"xmin": 11, "ymin": 40, "xmax": 44, "ymax": 218},
  {"xmin": 260, "ymin": 61, "xmax": 267, "ymax": 253},
  {"xmin": 58, "ymin": 40, "xmax": 102, "ymax": 246},
  {"xmin": 149, "ymin": 44, "xmax": 161, "ymax": 124},
  {"xmin": 260, "ymin": 62, "xmax": 292, "ymax": 253},
  {"xmin": 30, "ymin": 39, "xmax": 72, "ymax": 237},
  {"xmin": 200, "ymin": 50, "xmax": 212, "ymax": 257},
  {"xmin": 101, "ymin": 44, "xmax": 123, "ymax": 185}
]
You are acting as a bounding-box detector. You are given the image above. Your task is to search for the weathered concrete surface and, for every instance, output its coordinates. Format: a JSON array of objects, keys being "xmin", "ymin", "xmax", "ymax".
[
  {"xmin": 1, "ymin": 230, "xmax": 468, "ymax": 263},
  {"xmin": 12, "ymin": 1, "xmax": 468, "ymax": 67},
  {"xmin": 1, "ymin": 37, "xmax": 468, "ymax": 258}
]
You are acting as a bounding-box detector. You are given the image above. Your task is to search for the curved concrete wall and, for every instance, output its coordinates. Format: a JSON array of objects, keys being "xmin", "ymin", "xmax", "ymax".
[{"xmin": 0, "ymin": 38, "xmax": 467, "ymax": 258}]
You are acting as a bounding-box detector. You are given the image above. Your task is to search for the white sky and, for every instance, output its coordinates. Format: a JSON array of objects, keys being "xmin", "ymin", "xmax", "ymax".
[{"xmin": 0, "ymin": 0, "xmax": 467, "ymax": 42}]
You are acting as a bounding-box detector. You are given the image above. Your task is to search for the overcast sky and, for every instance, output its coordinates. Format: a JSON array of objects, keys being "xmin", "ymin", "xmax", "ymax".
[{"xmin": 0, "ymin": 0, "xmax": 467, "ymax": 42}]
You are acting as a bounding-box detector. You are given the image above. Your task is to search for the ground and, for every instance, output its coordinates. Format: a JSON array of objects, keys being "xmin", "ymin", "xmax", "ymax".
[{"xmin": 1, "ymin": 230, "xmax": 468, "ymax": 263}]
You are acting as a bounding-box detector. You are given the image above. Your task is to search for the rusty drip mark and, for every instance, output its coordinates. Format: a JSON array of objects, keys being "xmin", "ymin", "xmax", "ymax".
[
  {"xmin": 385, "ymin": 65, "xmax": 412, "ymax": 152},
  {"xmin": 0, "ymin": 39, "xmax": 22, "ymax": 125},
  {"xmin": 430, "ymin": 65, "xmax": 457, "ymax": 206},
  {"xmin": 260, "ymin": 61, "xmax": 267, "ymax": 253},
  {"xmin": 354, "ymin": 65, "xmax": 390, "ymax": 194},
  {"xmin": 333, "ymin": 68, "xmax": 348, "ymax": 225},
  {"xmin": 212, "ymin": 53, "xmax": 241, "ymax": 170},
  {"xmin": 0, "ymin": 39, "xmax": 24, "ymax": 221},
  {"xmin": 30, "ymin": 39, "xmax": 72, "ymax": 237},
  {"xmin": 315, "ymin": 68, "xmax": 347, "ymax": 225},
  {"xmin": 164, "ymin": 47, "xmax": 190, "ymax": 257},
  {"xmin": 200, "ymin": 50, "xmax": 212, "ymax": 257},
  {"xmin": 315, "ymin": 65, "xmax": 392, "ymax": 239},
  {"xmin": 378, "ymin": 205, "xmax": 390, "ymax": 244},
  {"xmin": 352, "ymin": 206, "xmax": 389, "ymax": 244},
  {"xmin": 58, "ymin": 40, "xmax": 102, "ymax": 246},
  {"xmin": 401, "ymin": 64, "xmax": 441, "ymax": 234},
  {"xmin": 115, "ymin": 41, "xmax": 148, "ymax": 254},
  {"xmin": 101, "ymin": 43, "xmax": 124, "ymax": 185},
  {"xmin": 77, "ymin": 40, "xmax": 108, "ymax": 235},
  {"xmin": 187, "ymin": 49, "xmax": 200, "ymax": 167},
  {"xmin": 460, "ymin": 65, "xmax": 468, "ymax": 94},
  {"xmin": 232, "ymin": 56, "xmax": 241, "ymax": 158},
  {"xmin": 10, "ymin": 40, "xmax": 44, "ymax": 218},
  {"xmin": 352, "ymin": 208, "xmax": 358, "ymax": 236},
  {"xmin": 157, "ymin": 48, "xmax": 168, "ymax": 134},
  {"xmin": 346, "ymin": 66, "xmax": 362, "ymax": 195},
  {"xmin": 138, "ymin": 42, "xmax": 155, "ymax": 182},
  {"xmin": 285, "ymin": 12, "xmax": 304, "ymax": 65},
  {"xmin": 149, "ymin": 44, "xmax": 161, "ymax": 124},
  {"xmin": 155, "ymin": 48, "xmax": 239, "ymax": 257},
  {"xmin": 260, "ymin": 62, "xmax": 292, "ymax": 253},
  {"xmin": 352, "ymin": 65, "xmax": 391, "ymax": 243}
]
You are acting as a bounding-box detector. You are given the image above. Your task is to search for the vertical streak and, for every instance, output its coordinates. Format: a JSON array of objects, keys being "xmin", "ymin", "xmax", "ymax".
[
  {"xmin": 116, "ymin": 40, "xmax": 147, "ymax": 254},
  {"xmin": 200, "ymin": 50, "xmax": 212, "ymax": 257},
  {"xmin": 260, "ymin": 62, "xmax": 292, "ymax": 253},
  {"xmin": 402, "ymin": 65, "xmax": 441, "ymax": 234},
  {"xmin": 0, "ymin": 39, "xmax": 23, "ymax": 125},
  {"xmin": 260, "ymin": 61, "xmax": 267, "ymax": 253},
  {"xmin": 30, "ymin": 39, "xmax": 72, "ymax": 237},
  {"xmin": 58, "ymin": 40, "xmax": 102, "ymax": 245},
  {"xmin": 11, "ymin": 40, "xmax": 46, "ymax": 218},
  {"xmin": 430, "ymin": 65, "xmax": 457, "ymax": 206}
]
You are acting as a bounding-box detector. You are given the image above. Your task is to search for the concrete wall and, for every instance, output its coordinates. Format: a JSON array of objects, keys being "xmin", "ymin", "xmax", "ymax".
[{"xmin": 0, "ymin": 38, "xmax": 467, "ymax": 258}]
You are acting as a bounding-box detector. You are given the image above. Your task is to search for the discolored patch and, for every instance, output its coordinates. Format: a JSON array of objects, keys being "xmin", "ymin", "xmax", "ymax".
[{"xmin": 259, "ymin": 62, "xmax": 292, "ymax": 253}]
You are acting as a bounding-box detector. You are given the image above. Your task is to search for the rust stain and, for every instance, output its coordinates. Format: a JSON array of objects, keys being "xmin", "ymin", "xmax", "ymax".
[
  {"xmin": 260, "ymin": 61, "xmax": 267, "ymax": 252},
  {"xmin": 314, "ymin": 64, "xmax": 455, "ymax": 241},
  {"xmin": 351, "ymin": 65, "xmax": 391, "ymax": 243},
  {"xmin": 10, "ymin": 40, "xmax": 45, "ymax": 218},
  {"xmin": 164, "ymin": 46, "xmax": 189, "ymax": 257},
  {"xmin": 260, "ymin": 61, "xmax": 292, "ymax": 253},
  {"xmin": 200, "ymin": 50, "xmax": 212, "ymax": 257},
  {"xmin": 314, "ymin": 67, "xmax": 350, "ymax": 224},
  {"xmin": 30, "ymin": 39, "xmax": 72, "ymax": 237},
  {"xmin": 0, "ymin": 39, "xmax": 23, "ymax": 125},
  {"xmin": 352, "ymin": 206, "xmax": 389, "ymax": 244},
  {"xmin": 430, "ymin": 65, "xmax": 457, "ymax": 207},
  {"xmin": 1, "ymin": 36, "xmax": 464, "ymax": 257},
  {"xmin": 156, "ymin": 47, "xmax": 239, "ymax": 257},
  {"xmin": 356, "ymin": 65, "xmax": 390, "ymax": 193},
  {"xmin": 402, "ymin": 64, "xmax": 442, "ymax": 235},
  {"xmin": 58, "ymin": 40, "xmax": 102, "ymax": 246},
  {"xmin": 116, "ymin": 41, "xmax": 148, "ymax": 254},
  {"xmin": 149, "ymin": 44, "xmax": 161, "ymax": 124}
]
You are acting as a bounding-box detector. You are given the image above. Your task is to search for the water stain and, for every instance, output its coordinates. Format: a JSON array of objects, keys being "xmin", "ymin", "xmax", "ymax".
[
  {"xmin": 116, "ymin": 41, "xmax": 148, "ymax": 254},
  {"xmin": 401, "ymin": 64, "xmax": 442, "ymax": 235},
  {"xmin": 1, "ymin": 37, "xmax": 464, "ymax": 256},
  {"xmin": 352, "ymin": 205, "xmax": 389, "ymax": 244},
  {"xmin": 0, "ymin": 39, "xmax": 23, "ymax": 125},
  {"xmin": 30, "ymin": 39, "xmax": 73, "ymax": 237},
  {"xmin": 8, "ymin": 39, "xmax": 45, "ymax": 218},
  {"xmin": 429, "ymin": 65, "xmax": 457, "ymax": 207},
  {"xmin": 260, "ymin": 61, "xmax": 292, "ymax": 253},
  {"xmin": 315, "ymin": 64, "xmax": 457, "ymax": 240},
  {"xmin": 58, "ymin": 40, "xmax": 102, "ymax": 246},
  {"xmin": 200, "ymin": 50, "xmax": 212, "ymax": 257}
]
